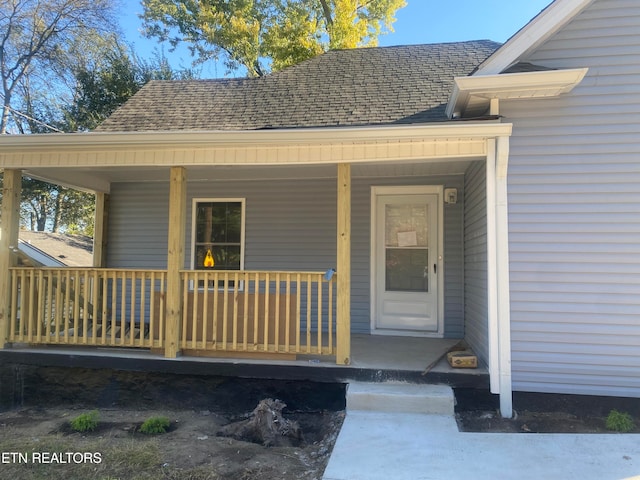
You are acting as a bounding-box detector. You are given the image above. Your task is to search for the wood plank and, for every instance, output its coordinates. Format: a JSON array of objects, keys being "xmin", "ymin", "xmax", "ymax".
[
  {"xmin": 182, "ymin": 349, "xmax": 296, "ymax": 361},
  {"xmin": 93, "ymin": 193, "xmax": 109, "ymax": 268},
  {"xmin": 336, "ymin": 163, "xmax": 351, "ymax": 365},
  {"xmin": 165, "ymin": 166, "xmax": 187, "ymax": 357},
  {"xmin": 0, "ymin": 169, "xmax": 21, "ymax": 348}
]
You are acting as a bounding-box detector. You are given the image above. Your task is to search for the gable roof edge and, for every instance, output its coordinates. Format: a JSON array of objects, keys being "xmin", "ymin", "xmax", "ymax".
[{"xmin": 474, "ymin": 0, "xmax": 596, "ymax": 76}]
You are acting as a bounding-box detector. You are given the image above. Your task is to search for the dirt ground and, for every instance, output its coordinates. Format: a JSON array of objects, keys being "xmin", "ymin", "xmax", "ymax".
[
  {"xmin": 0, "ymin": 405, "xmax": 344, "ymax": 480},
  {"xmin": 2, "ymin": 366, "xmax": 639, "ymax": 479},
  {"xmin": 0, "ymin": 366, "xmax": 346, "ymax": 480},
  {"xmin": 455, "ymin": 388, "xmax": 640, "ymax": 434}
]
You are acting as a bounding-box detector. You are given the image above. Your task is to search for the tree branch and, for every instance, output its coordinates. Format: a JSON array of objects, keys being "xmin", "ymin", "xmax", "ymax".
[{"xmin": 318, "ymin": 0, "xmax": 333, "ymax": 26}]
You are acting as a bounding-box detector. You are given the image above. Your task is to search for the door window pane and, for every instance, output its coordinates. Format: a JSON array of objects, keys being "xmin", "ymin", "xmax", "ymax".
[
  {"xmin": 385, "ymin": 204, "xmax": 428, "ymax": 247},
  {"xmin": 385, "ymin": 248, "xmax": 429, "ymax": 292}
]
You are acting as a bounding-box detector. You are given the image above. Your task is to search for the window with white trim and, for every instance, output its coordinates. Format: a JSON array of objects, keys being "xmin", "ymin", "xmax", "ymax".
[{"xmin": 192, "ymin": 199, "xmax": 245, "ymax": 287}]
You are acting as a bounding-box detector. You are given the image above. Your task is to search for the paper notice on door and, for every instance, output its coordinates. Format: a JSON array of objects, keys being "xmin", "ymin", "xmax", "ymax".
[{"xmin": 397, "ymin": 231, "xmax": 418, "ymax": 247}]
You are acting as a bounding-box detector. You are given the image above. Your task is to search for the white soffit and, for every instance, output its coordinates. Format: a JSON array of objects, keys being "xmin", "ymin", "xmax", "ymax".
[{"xmin": 448, "ymin": 68, "xmax": 588, "ymax": 118}]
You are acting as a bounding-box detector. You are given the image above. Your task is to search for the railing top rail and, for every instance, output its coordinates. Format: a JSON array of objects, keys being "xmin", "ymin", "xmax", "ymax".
[
  {"xmin": 8, "ymin": 267, "xmax": 334, "ymax": 276},
  {"xmin": 180, "ymin": 269, "xmax": 334, "ymax": 276},
  {"xmin": 9, "ymin": 267, "xmax": 168, "ymax": 273}
]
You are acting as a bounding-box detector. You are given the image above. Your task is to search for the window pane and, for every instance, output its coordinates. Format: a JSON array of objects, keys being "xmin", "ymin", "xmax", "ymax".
[
  {"xmin": 385, "ymin": 248, "xmax": 428, "ymax": 292},
  {"xmin": 196, "ymin": 202, "xmax": 242, "ymax": 243},
  {"xmin": 195, "ymin": 245, "xmax": 241, "ymax": 270}
]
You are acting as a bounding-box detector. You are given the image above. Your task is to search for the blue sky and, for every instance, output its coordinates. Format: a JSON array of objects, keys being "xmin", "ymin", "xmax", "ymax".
[{"xmin": 120, "ymin": 0, "xmax": 552, "ymax": 77}]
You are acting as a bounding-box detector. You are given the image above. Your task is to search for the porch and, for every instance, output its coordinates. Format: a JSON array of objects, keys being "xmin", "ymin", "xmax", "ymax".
[
  {"xmin": 0, "ymin": 123, "xmax": 510, "ymax": 409},
  {"xmin": 0, "ymin": 334, "xmax": 488, "ymax": 389}
]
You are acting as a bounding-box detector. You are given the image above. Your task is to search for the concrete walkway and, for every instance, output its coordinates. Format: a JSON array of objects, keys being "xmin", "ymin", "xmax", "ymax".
[{"xmin": 323, "ymin": 384, "xmax": 640, "ymax": 480}]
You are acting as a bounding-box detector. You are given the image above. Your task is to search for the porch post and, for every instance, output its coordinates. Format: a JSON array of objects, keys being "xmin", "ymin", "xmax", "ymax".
[
  {"xmin": 0, "ymin": 169, "xmax": 22, "ymax": 348},
  {"xmin": 165, "ymin": 166, "xmax": 187, "ymax": 358},
  {"xmin": 92, "ymin": 192, "xmax": 109, "ymax": 267},
  {"xmin": 336, "ymin": 163, "xmax": 351, "ymax": 365}
]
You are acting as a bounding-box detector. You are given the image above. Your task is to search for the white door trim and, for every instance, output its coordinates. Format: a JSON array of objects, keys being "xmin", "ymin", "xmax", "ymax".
[{"xmin": 370, "ymin": 185, "xmax": 444, "ymax": 337}]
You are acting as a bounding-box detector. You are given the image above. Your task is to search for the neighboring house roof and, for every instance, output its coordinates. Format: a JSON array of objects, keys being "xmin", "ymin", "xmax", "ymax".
[
  {"xmin": 96, "ymin": 41, "xmax": 500, "ymax": 132},
  {"xmin": 18, "ymin": 231, "xmax": 93, "ymax": 267}
]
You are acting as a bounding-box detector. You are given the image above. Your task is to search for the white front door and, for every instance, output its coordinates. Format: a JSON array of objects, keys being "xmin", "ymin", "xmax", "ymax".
[{"xmin": 371, "ymin": 186, "xmax": 443, "ymax": 336}]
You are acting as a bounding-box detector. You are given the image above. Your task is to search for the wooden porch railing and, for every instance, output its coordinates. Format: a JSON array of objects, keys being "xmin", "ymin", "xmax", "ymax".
[
  {"xmin": 178, "ymin": 270, "xmax": 336, "ymax": 356},
  {"xmin": 7, "ymin": 267, "xmax": 338, "ymax": 359},
  {"xmin": 8, "ymin": 268, "xmax": 165, "ymax": 349}
]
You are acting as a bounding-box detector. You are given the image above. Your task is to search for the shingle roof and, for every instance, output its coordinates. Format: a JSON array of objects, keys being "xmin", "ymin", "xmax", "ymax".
[
  {"xmin": 18, "ymin": 231, "xmax": 93, "ymax": 267},
  {"xmin": 96, "ymin": 40, "xmax": 500, "ymax": 132}
]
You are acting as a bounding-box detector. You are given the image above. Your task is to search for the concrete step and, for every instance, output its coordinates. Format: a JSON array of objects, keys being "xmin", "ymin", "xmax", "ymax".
[{"xmin": 346, "ymin": 382, "xmax": 454, "ymax": 415}]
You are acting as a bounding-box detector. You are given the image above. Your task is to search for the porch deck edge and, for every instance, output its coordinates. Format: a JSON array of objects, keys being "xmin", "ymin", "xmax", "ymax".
[{"xmin": 0, "ymin": 347, "xmax": 489, "ymax": 389}]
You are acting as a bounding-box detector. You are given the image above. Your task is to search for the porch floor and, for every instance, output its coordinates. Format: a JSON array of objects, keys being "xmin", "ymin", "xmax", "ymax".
[{"xmin": 0, "ymin": 335, "xmax": 488, "ymax": 389}]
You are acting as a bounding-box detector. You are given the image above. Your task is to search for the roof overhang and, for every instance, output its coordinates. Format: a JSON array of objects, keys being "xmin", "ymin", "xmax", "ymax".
[
  {"xmin": 475, "ymin": 0, "xmax": 596, "ymax": 75},
  {"xmin": 0, "ymin": 123, "xmax": 513, "ymax": 192},
  {"xmin": 447, "ymin": 68, "xmax": 589, "ymax": 119}
]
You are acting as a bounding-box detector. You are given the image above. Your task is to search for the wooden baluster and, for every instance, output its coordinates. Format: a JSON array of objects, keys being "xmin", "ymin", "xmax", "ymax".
[
  {"xmin": 242, "ymin": 273, "xmax": 249, "ymax": 351},
  {"xmin": 53, "ymin": 270, "xmax": 62, "ymax": 341},
  {"xmin": 119, "ymin": 271, "xmax": 126, "ymax": 345},
  {"xmin": 212, "ymin": 272, "xmax": 219, "ymax": 350},
  {"xmin": 129, "ymin": 271, "xmax": 136, "ymax": 346},
  {"xmin": 222, "ymin": 272, "xmax": 229, "ymax": 350},
  {"xmin": 253, "ymin": 274, "xmax": 259, "ymax": 351},
  {"xmin": 82, "ymin": 270, "xmax": 89, "ymax": 344},
  {"xmin": 149, "ymin": 272, "xmax": 155, "ymax": 349},
  {"xmin": 202, "ymin": 271, "xmax": 209, "ymax": 350},
  {"xmin": 46, "ymin": 270, "xmax": 54, "ymax": 342},
  {"xmin": 190, "ymin": 271, "xmax": 198, "ymax": 349},
  {"xmin": 328, "ymin": 277, "xmax": 334, "ymax": 354},
  {"xmin": 10, "ymin": 270, "xmax": 18, "ymax": 341},
  {"xmin": 139, "ymin": 272, "xmax": 147, "ymax": 347},
  {"xmin": 232, "ymin": 272, "xmax": 239, "ymax": 350},
  {"xmin": 159, "ymin": 273, "xmax": 165, "ymax": 348},
  {"xmin": 92, "ymin": 270, "xmax": 99, "ymax": 345},
  {"xmin": 263, "ymin": 273, "xmax": 270, "ymax": 352},
  {"xmin": 317, "ymin": 274, "xmax": 323, "ymax": 354},
  {"xmin": 306, "ymin": 274, "xmax": 312, "ymax": 354},
  {"xmin": 285, "ymin": 273, "xmax": 291, "ymax": 353},
  {"xmin": 110, "ymin": 271, "xmax": 117, "ymax": 344},
  {"xmin": 274, "ymin": 273, "xmax": 281, "ymax": 353}
]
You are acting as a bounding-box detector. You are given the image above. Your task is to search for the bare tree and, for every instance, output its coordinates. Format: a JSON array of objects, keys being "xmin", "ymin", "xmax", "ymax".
[{"xmin": 0, "ymin": 0, "xmax": 119, "ymax": 133}]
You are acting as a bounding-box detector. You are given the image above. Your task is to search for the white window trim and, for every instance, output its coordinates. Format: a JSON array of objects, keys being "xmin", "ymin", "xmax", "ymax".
[{"xmin": 190, "ymin": 197, "xmax": 246, "ymax": 290}]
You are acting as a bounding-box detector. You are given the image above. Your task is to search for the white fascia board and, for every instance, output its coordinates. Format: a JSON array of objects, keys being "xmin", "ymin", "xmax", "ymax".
[
  {"xmin": 447, "ymin": 68, "xmax": 588, "ymax": 118},
  {"xmin": 0, "ymin": 123, "xmax": 513, "ymax": 153},
  {"xmin": 475, "ymin": 0, "xmax": 595, "ymax": 76},
  {"xmin": 18, "ymin": 241, "xmax": 66, "ymax": 267}
]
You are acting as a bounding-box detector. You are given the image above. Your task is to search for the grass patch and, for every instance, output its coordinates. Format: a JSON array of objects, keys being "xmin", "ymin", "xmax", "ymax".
[
  {"xmin": 606, "ymin": 410, "xmax": 635, "ymax": 432},
  {"xmin": 0, "ymin": 435, "xmax": 219, "ymax": 480},
  {"xmin": 69, "ymin": 410, "xmax": 99, "ymax": 433},
  {"xmin": 139, "ymin": 416, "xmax": 172, "ymax": 435}
]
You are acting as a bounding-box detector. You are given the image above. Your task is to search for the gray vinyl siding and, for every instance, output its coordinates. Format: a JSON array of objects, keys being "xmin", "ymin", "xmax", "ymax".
[
  {"xmin": 501, "ymin": 0, "xmax": 640, "ymax": 397},
  {"xmin": 107, "ymin": 171, "xmax": 465, "ymax": 336},
  {"xmin": 108, "ymin": 182, "xmax": 169, "ymax": 268},
  {"xmin": 463, "ymin": 161, "xmax": 488, "ymax": 365}
]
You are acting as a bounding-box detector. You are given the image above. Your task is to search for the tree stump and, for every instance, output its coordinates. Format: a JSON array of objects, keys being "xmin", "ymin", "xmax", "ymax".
[{"xmin": 217, "ymin": 398, "xmax": 303, "ymax": 447}]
